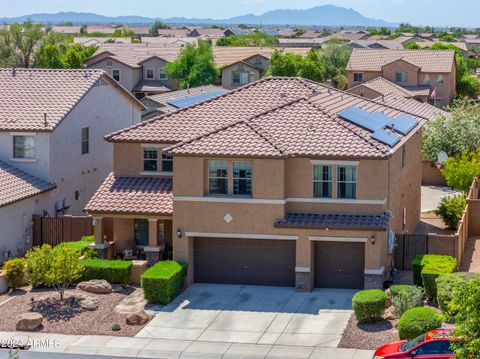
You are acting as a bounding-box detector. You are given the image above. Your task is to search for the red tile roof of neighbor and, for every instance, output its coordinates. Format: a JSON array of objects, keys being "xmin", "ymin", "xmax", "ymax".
[
  {"xmin": 0, "ymin": 161, "xmax": 56, "ymax": 208},
  {"xmin": 85, "ymin": 174, "xmax": 173, "ymax": 215},
  {"xmin": 347, "ymin": 48, "xmax": 456, "ymax": 73},
  {"xmin": 0, "ymin": 68, "xmax": 143, "ymax": 132},
  {"xmin": 107, "ymin": 77, "xmax": 430, "ymax": 159},
  {"xmin": 377, "ymin": 93, "xmax": 450, "ymax": 120},
  {"xmin": 348, "ymin": 77, "xmax": 431, "ymax": 98}
]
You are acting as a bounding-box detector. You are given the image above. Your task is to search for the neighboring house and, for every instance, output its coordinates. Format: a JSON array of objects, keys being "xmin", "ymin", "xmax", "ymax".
[
  {"xmin": 50, "ymin": 26, "xmax": 81, "ymax": 36},
  {"xmin": 73, "ymin": 37, "xmax": 131, "ymax": 46},
  {"xmin": 464, "ymin": 38, "xmax": 480, "ymax": 51},
  {"xmin": 141, "ymin": 37, "xmax": 199, "ymax": 46},
  {"xmin": 126, "ymin": 26, "xmax": 150, "ymax": 39},
  {"xmin": 0, "ymin": 68, "xmax": 143, "ymax": 257},
  {"xmin": 213, "ymin": 47, "xmax": 311, "ymax": 89},
  {"xmin": 261, "ymin": 28, "xmax": 281, "ymax": 37},
  {"xmin": 278, "ymin": 38, "xmax": 326, "ymax": 48},
  {"xmin": 414, "ymin": 33, "xmax": 438, "ymax": 41},
  {"xmin": 86, "ymin": 76, "xmax": 428, "ymax": 291},
  {"xmin": 378, "ymin": 93, "xmax": 450, "ymax": 120},
  {"xmin": 350, "ymin": 40, "xmax": 405, "ymax": 50},
  {"xmin": 141, "ymin": 85, "xmax": 227, "ymax": 120},
  {"xmin": 346, "ymin": 49, "xmax": 457, "ymax": 107},
  {"xmin": 348, "ymin": 77, "xmax": 431, "ymax": 102},
  {"xmin": 189, "ymin": 28, "xmax": 225, "ymax": 38},
  {"xmin": 85, "ymin": 44, "xmax": 181, "ymax": 98},
  {"xmin": 224, "ymin": 28, "xmax": 252, "ymax": 37},
  {"xmin": 157, "ymin": 28, "xmax": 191, "ymax": 37},
  {"xmin": 86, "ymin": 26, "xmax": 117, "ymax": 35}
]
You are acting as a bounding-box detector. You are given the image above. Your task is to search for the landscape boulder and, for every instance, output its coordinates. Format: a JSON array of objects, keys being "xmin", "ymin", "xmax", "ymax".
[
  {"xmin": 126, "ymin": 310, "xmax": 150, "ymax": 325},
  {"xmin": 76, "ymin": 279, "xmax": 112, "ymax": 294},
  {"xmin": 78, "ymin": 296, "xmax": 99, "ymax": 311},
  {"xmin": 383, "ymin": 306, "xmax": 396, "ymax": 320},
  {"xmin": 16, "ymin": 312, "xmax": 43, "ymax": 331}
]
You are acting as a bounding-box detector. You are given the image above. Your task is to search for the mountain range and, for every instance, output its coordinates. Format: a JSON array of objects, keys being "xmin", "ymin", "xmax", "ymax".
[{"xmin": 0, "ymin": 5, "xmax": 396, "ymax": 27}]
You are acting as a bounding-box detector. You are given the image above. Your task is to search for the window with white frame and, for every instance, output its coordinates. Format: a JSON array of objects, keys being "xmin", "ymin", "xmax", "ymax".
[
  {"xmin": 159, "ymin": 68, "xmax": 167, "ymax": 79},
  {"xmin": 337, "ymin": 165, "xmax": 357, "ymax": 199},
  {"xmin": 353, "ymin": 72, "xmax": 363, "ymax": 82},
  {"xmin": 208, "ymin": 160, "xmax": 228, "ymax": 195},
  {"xmin": 13, "ymin": 136, "xmax": 35, "ymax": 159},
  {"xmin": 81, "ymin": 127, "xmax": 89, "ymax": 155},
  {"xmin": 143, "ymin": 148, "xmax": 158, "ymax": 172},
  {"xmin": 240, "ymin": 72, "xmax": 249, "ymax": 85},
  {"xmin": 112, "ymin": 69, "xmax": 120, "ymax": 81},
  {"xmin": 313, "ymin": 165, "xmax": 332, "ymax": 198},
  {"xmin": 233, "ymin": 161, "xmax": 252, "ymax": 196},
  {"xmin": 146, "ymin": 68, "xmax": 154, "ymax": 79},
  {"xmin": 162, "ymin": 154, "xmax": 173, "ymax": 172}
]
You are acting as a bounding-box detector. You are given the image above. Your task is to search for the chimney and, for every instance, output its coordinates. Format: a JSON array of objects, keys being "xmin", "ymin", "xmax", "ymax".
[
  {"xmin": 83, "ymin": 64, "xmax": 89, "ymax": 78},
  {"xmin": 44, "ymin": 113, "xmax": 48, "ymax": 127}
]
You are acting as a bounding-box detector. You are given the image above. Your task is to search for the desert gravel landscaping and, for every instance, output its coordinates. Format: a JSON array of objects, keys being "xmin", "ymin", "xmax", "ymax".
[{"xmin": 0, "ymin": 286, "xmax": 146, "ymax": 337}]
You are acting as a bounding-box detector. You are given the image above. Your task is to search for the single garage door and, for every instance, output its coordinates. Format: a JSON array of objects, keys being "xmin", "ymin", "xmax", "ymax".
[
  {"xmin": 194, "ymin": 237, "xmax": 296, "ymax": 286},
  {"xmin": 315, "ymin": 241, "xmax": 365, "ymax": 289}
]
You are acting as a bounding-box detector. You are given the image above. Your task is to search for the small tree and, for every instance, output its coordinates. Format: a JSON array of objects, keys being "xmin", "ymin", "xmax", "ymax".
[
  {"xmin": 450, "ymin": 279, "xmax": 480, "ymax": 358},
  {"xmin": 434, "ymin": 194, "xmax": 467, "ymax": 230},
  {"xmin": 442, "ymin": 150, "xmax": 480, "ymax": 193},
  {"xmin": 46, "ymin": 247, "xmax": 84, "ymax": 301},
  {"xmin": 149, "ymin": 21, "xmax": 170, "ymax": 36},
  {"xmin": 165, "ymin": 40, "xmax": 219, "ymax": 89},
  {"xmin": 25, "ymin": 244, "xmax": 55, "ymax": 288}
]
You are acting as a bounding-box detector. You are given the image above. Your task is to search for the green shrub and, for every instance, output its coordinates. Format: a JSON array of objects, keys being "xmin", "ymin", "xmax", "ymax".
[
  {"xmin": 422, "ymin": 258, "xmax": 457, "ymax": 301},
  {"xmin": 352, "ymin": 289, "xmax": 387, "ymax": 323},
  {"xmin": 412, "ymin": 254, "xmax": 457, "ymax": 287},
  {"xmin": 398, "ymin": 307, "xmax": 443, "ymax": 340},
  {"xmin": 434, "ymin": 194, "xmax": 466, "ymax": 230},
  {"xmin": 437, "ymin": 272, "xmax": 479, "ymax": 318},
  {"xmin": 390, "ymin": 285, "xmax": 424, "ymax": 318},
  {"xmin": 2, "ymin": 258, "xmax": 26, "ymax": 289},
  {"xmin": 141, "ymin": 261, "xmax": 187, "ymax": 304},
  {"xmin": 25, "ymin": 244, "xmax": 55, "ymax": 287},
  {"xmin": 56, "ymin": 236, "xmax": 94, "ymax": 255},
  {"xmin": 111, "ymin": 323, "xmax": 121, "ymax": 331},
  {"xmin": 80, "ymin": 259, "xmax": 132, "ymax": 284}
]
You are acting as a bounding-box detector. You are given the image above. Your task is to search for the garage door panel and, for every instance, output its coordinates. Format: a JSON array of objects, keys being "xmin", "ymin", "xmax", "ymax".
[
  {"xmin": 194, "ymin": 237, "xmax": 295, "ymax": 286},
  {"xmin": 315, "ymin": 241, "xmax": 365, "ymax": 289}
]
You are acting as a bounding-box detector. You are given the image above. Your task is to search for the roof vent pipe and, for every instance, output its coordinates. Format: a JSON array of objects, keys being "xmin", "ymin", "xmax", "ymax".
[
  {"xmin": 83, "ymin": 64, "xmax": 89, "ymax": 78},
  {"xmin": 44, "ymin": 113, "xmax": 48, "ymax": 127}
]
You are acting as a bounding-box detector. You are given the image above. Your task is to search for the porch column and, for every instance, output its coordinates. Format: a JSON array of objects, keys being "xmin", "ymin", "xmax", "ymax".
[
  {"xmin": 145, "ymin": 219, "xmax": 161, "ymax": 266},
  {"xmin": 148, "ymin": 219, "xmax": 158, "ymax": 247},
  {"xmin": 94, "ymin": 217, "xmax": 103, "ymax": 244}
]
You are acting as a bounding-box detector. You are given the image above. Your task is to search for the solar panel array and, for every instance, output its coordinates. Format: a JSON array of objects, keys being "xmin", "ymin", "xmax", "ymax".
[
  {"xmin": 338, "ymin": 106, "xmax": 418, "ymax": 148},
  {"xmin": 167, "ymin": 90, "xmax": 227, "ymax": 109}
]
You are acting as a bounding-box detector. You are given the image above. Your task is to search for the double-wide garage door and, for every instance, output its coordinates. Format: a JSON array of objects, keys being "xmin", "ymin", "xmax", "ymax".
[
  {"xmin": 315, "ymin": 241, "xmax": 365, "ymax": 289},
  {"xmin": 194, "ymin": 237, "xmax": 296, "ymax": 286}
]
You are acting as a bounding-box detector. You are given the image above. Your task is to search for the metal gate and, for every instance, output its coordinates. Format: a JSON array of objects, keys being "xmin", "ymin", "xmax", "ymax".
[{"xmin": 394, "ymin": 234, "xmax": 428, "ymax": 270}]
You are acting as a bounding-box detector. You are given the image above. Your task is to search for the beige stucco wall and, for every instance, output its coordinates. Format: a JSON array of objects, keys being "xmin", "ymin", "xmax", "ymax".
[
  {"xmin": 113, "ymin": 142, "xmax": 173, "ymax": 177},
  {"xmin": 347, "ymin": 70, "xmax": 381, "ymax": 88},
  {"xmin": 347, "ymin": 85, "xmax": 382, "ymax": 99},
  {"xmin": 382, "ymin": 60, "xmax": 420, "ymax": 87},
  {"xmin": 221, "ymin": 63, "xmax": 262, "ymax": 89},
  {"xmin": 89, "ymin": 58, "xmax": 142, "ymax": 92},
  {"xmin": 140, "ymin": 57, "xmax": 176, "ymax": 90}
]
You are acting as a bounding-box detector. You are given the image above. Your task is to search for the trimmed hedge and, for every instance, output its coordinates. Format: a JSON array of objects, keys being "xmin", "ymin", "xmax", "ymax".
[
  {"xmin": 412, "ymin": 254, "xmax": 457, "ymax": 288},
  {"xmin": 57, "ymin": 236, "xmax": 94, "ymax": 255},
  {"xmin": 352, "ymin": 289, "xmax": 387, "ymax": 323},
  {"xmin": 390, "ymin": 285, "xmax": 413, "ymax": 297},
  {"xmin": 437, "ymin": 272, "xmax": 479, "ymax": 317},
  {"xmin": 2, "ymin": 258, "xmax": 26, "ymax": 289},
  {"xmin": 141, "ymin": 261, "xmax": 187, "ymax": 304},
  {"xmin": 398, "ymin": 307, "xmax": 443, "ymax": 340},
  {"xmin": 80, "ymin": 259, "xmax": 132, "ymax": 284},
  {"xmin": 421, "ymin": 258, "xmax": 457, "ymax": 301}
]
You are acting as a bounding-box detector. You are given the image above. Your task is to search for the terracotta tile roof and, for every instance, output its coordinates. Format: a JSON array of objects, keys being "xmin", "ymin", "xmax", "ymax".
[
  {"xmin": 352, "ymin": 40, "xmax": 405, "ymax": 50},
  {"xmin": 377, "ymin": 93, "xmax": 450, "ymax": 120},
  {"xmin": 109, "ymin": 77, "xmax": 429, "ymax": 159},
  {"xmin": 213, "ymin": 47, "xmax": 311, "ymax": 68},
  {"xmin": 157, "ymin": 29, "xmax": 191, "ymax": 37},
  {"xmin": 51, "ymin": 26, "xmax": 81, "ymax": 34},
  {"xmin": 0, "ymin": 68, "xmax": 105, "ymax": 132},
  {"xmin": 274, "ymin": 212, "xmax": 390, "ymax": 230},
  {"xmin": 191, "ymin": 28, "xmax": 225, "ymax": 37},
  {"xmin": 349, "ymin": 77, "xmax": 431, "ymax": 98},
  {"xmin": 133, "ymin": 80, "xmax": 172, "ymax": 93},
  {"xmin": 347, "ymin": 49, "xmax": 456, "ymax": 73},
  {"xmin": 0, "ymin": 161, "xmax": 56, "ymax": 208},
  {"xmin": 85, "ymin": 174, "xmax": 172, "ymax": 216}
]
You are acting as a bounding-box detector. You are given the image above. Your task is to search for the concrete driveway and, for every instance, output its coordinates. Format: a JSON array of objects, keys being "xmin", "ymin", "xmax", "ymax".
[{"xmin": 136, "ymin": 284, "xmax": 356, "ymax": 349}]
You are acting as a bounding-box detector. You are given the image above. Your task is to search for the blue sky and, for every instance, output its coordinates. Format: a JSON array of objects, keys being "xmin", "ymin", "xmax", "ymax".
[{"xmin": 0, "ymin": 0, "xmax": 478, "ymax": 27}]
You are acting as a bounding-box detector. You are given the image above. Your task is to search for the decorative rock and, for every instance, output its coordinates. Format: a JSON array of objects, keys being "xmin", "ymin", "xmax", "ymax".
[
  {"xmin": 115, "ymin": 288, "xmax": 146, "ymax": 314},
  {"xmin": 383, "ymin": 306, "xmax": 396, "ymax": 320},
  {"xmin": 78, "ymin": 297, "xmax": 99, "ymax": 311},
  {"xmin": 111, "ymin": 284, "xmax": 124, "ymax": 293},
  {"xmin": 385, "ymin": 288, "xmax": 392, "ymax": 308},
  {"xmin": 76, "ymin": 280, "xmax": 112, "ymax": 294},
  {"xmin": 126, "ymin": 310, "xmax": 150, "ymax": 325},
  {"xmin": 16, "ymin": 312, "xmax": 43, "ymax": 331}
]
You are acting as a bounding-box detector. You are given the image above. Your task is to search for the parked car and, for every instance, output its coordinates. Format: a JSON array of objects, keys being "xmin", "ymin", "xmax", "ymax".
[{"xmin": 373, "ymin": 329, "xmax": 457, "ymax": 358}]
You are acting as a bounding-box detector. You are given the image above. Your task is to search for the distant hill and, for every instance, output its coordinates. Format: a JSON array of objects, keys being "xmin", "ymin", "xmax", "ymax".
[{"xmin": 0, "ymin": 6, "xmax": 396, "ymax": 27}]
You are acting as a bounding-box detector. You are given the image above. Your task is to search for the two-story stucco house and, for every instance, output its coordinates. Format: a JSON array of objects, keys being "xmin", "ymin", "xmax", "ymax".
[
  {"xmin": 0, "ymin": 68, "xmax": 143, "ymax": 258},
  {"xmin": 346, "ymin": 49, "xmax": 457, "ymax": 107},
  {"xmin": 86, "ymin": 77, "xmax": 430, "ymax": 291}
]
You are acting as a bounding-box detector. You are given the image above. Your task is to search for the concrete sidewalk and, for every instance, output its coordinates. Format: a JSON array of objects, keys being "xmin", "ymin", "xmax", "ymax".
[{"xmin": 0, "ymin": 331, "xmax": 374, "ymax": 359}]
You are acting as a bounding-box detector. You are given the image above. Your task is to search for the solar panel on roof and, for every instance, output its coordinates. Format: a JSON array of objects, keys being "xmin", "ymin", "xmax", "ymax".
[
  {"xmin": 371, "ymin": 129, "xmax": 401, "ymax": 147},
  {"xmin": 167, "ymin": 90, "xmax": 226, "ymax": 108},
  {"xmin": 338, "ymin": 107, "xmax": 384, "ymax": 132},
  {"xmin": 389, "ymin": 114, "xmax": 418, "ymax": 135},
  {"xmin": 370, "ymin": 112, "xmax": 394, "ymax": 128}
]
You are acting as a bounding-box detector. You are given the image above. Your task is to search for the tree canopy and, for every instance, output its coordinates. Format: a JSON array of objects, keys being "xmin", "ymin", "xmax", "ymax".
[
  {"xmin": 216, "ymin": 32, "xmax": 278, "ymax": 47},
  {"xmin": 149, "ymin": 21, "xmax": 170, "ymax": 36},
  {"xmin": 164, "ymin": 40, "xmax": 219, "ymax": 89}
]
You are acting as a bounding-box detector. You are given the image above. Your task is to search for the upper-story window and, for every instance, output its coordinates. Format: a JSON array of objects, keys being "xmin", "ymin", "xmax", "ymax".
[
  {"xmin": 162, "ymin": 154, "xmax": 173, "ymax": 172},
  {"xmin": 436, "ymin": 75, "xmax": 445, "ymax": 85},
  {"xmin": 143, "ymin": 148, "xmax": 158, "ymax": 172},
  {"xmin": 313, "ymin": 165, "xmax": 332, "ymax": 198},
  {"xmin": 353, "ymin": 72, "xmax": 363, "ymax": 82},
  {"xmin": 422, "ymin": 74, "xmax": 430, "ymax": 84},
  {"xmin": 159, "ymin": 68, "xmax": 167, "ymax": 79},
  {"xmin": 13, "ymin": 136, "xmax": 35, "ymax": 159},
  {"xmin": 146, "ymin": 68, "xmax": 154, "ymax": 79},
  {"xmin": 112, "ymin": 69, "xmax": 120, "ymax": 82},
  {"xmin": 337, "ymin": 165, "xmax": 357, "ymax": 199},
  {"xmin": 106, "ymin": 59, "xmax": 112, "ymax": 67},
  {"xmin": 233, "ymin": 72, "xmax": 249, "ymax": 86},
  {"xmin": 395, "ymin": 72, "xmax": 408, "ymax": 83},
  {"xmin": 233, "ymin": 161, "xmax": 252, "ymax": 196},
  {"xmin": 81, "ymin": 127, "xmax": 89, "ymax": 155},
  {"xmin": 208, "ymin": 160, "xmax": 228, "ymax": 195}
]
